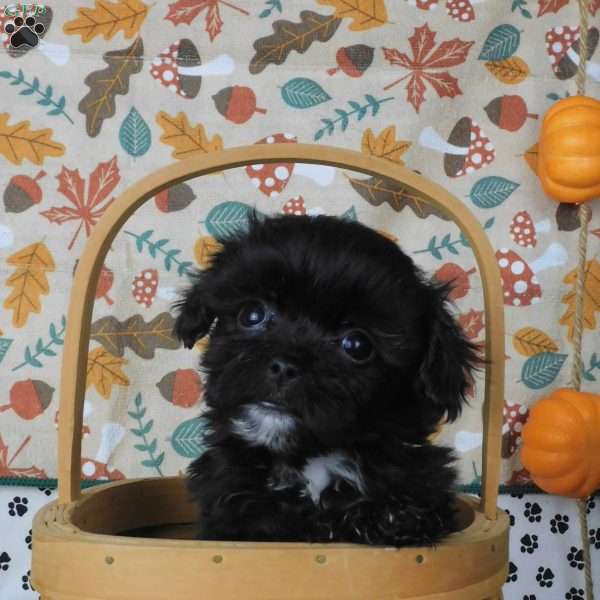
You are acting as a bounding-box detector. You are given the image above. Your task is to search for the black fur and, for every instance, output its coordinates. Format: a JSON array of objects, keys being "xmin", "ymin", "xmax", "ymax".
[{"xmin": 174, "ymin": 214, "xmax": 479, "ymax": 546}]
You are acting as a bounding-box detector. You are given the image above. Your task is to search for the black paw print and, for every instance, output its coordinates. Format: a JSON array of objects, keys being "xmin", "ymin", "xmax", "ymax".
[
  {"xmin": 8, "ymin": 496, "xmax": 28, "ymax": 517},
  {"xmin": 523, "ymin": 595, "xmax": 536, "ymax": 600},
  {"xmin": 21, "ymin": 569, "xmax": 35, "ymax": 591},
  {"xmin": 550, "ymin": 514, "xmax": 570, "ymax": 534},
  {"xmin": 511, "ymin": 492, "xmax": 524, "ymax": 499},
  {"xmin": 586, "ymin": 496, "xmax": 596, "ymax": 514},
  {"xmin": 25, "ymin": 529, "xmax": 32, "ymax": 550},
  {"xmin": 535, "ymin": 566, "xmax": 554, "ymax": 587},
  {"xmin": 590, "ymin": 528, "xmax": 600, "ymax": 550},
  {"xmin": 38, "ymin": 487, "xmax": 52, "ymax": 496},
  {"xmin": 567, "ymin": 546, "xmax": 584, "ymax": 570},
  {"xmin": 524, "ymin": 501, "xmax": 542, "ymax": 523},
  {"xmin": 506, "ymin": 561, "xmax": 518, "ymax": 583},
  {"xmin": 504, "ymin": 508, "xmax": 515, "ymax": 527},
  {"xmin": 520, "ymin": 533, "xmax": 539, "ymax": 554},
  {"xmin": 4, "ymin": 15, "xmax": 44, "ymax": 48},
  {"xmin": 0, "ymin": 551, "xmax": 11, "ymax": 572},
  {"xmin": 566, "ymin": 588, "xmax": 585, "ymax": 600}
]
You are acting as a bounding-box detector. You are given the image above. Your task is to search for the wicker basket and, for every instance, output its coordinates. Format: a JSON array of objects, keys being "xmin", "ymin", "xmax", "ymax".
[{"xmin": 32, "ymin": 145, "xmax": 508, "ymax": 600}]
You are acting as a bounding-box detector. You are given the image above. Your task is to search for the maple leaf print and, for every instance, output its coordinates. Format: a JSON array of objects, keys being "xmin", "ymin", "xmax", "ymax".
[
  {"xmin": 40, "ymin": 156, "xmax": 120, "ymax": 250},
  {"xmin": 382, "ymin": 24, "xmax": 474, "ymax": 112},
  {"xmin": 165, "ymin": 0, "xmax": 249, "ymax": 42},
  {"xmin": 0, "ymin": 435, "xmax": 48, "ymax": 479}
]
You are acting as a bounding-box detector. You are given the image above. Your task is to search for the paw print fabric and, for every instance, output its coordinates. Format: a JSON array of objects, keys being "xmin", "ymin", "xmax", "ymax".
[{"xmin": 1, "ymin": 1, "xmax": 600, "ymax": 598}]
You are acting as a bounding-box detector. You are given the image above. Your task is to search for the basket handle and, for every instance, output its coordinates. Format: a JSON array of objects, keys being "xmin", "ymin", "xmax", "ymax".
[{"xmin": 58, "ymin": 144, "xmax": 504, "ymax": 520}]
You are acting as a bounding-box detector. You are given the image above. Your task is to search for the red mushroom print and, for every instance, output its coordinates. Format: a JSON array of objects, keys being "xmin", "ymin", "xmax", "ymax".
[
  {"xmin": 509, "ymin": 211, "xmax": 551, "ymax": 248},
  {"xmin": 446, "ymin": 0, "xmax": 475, "ymax": 22},
  {"xmin": 407, "ymin": 0, "xmax": 439, "ymax": 9},
  {"xmin": 246, "ymin": 133, "xmax": 297, "ymax": 198},
  {"xmin": 132, "ymin": 269, "xmax": 158, "ymax": 308},
  {"xmin": 546, "ymin": 26, "xmax": 600, "ymax": 81},
  {"xmin": 96, "ymin": 264, "xmax": 114, "ymax": 305},
  {"xmin": 418, "ymin": 118, "xmax": 495, "ymax": 178},
  {"xmin": 282, "ymin": 196, "xmax": 306, "ymax": 215},
  {"xmin": 502, "ymin": 400, "xmax": 529, "ymax": 458},
  {"xmin": 496, "ymin": 242, "xmax": 567, "ymax": 306},
  {"xmin": 55, "ymin": 402, "xmax": 92, "ymax": 438},
  {"xmin": 434, "ymin": 263, "xmax": 476, "ymax": 300},
  {"xmin": 327, "ymin": 45, "xmax": 374, "ymax": 77},
  {"xmin": 81, "ymin": 423, "xmax": 125, "ymax": 481}
]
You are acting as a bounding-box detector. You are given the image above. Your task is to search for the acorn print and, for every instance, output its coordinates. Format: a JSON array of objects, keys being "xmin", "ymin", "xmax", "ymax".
[
  {"xmin": 154, "ymin": 182, "xmax": 196, "ymax": 213},
  {"xmin": 157, "ymin": 369, "xmax": 203, "ymax": 408},
  {"xmin": 282, "ymin": 196, "xmax": 306, "ymax": 215},
  {"xmin": 213, "ymin": 86, "xmax": 267, "ymax": 124},
  {"xmin": 2, "ymin": 380, "xmax": 54, "ymax": 420},
  {"xmin": 484, "ymin": 95, "xmax": 538, "ymax": 132},
  {"xmin": 327, "ymin": 45, "xmax": 374, "ymax": 77},
  {"xmin": 434, "ymin": 263, "xmax": 476, "ymax": 300},
  {"xmin": 132, "ymin": 269, "xmax": 158, "ymax": 308},
  {"xmin": 3, "ymin": 171, "xmax": 45, "ymax": 213}
]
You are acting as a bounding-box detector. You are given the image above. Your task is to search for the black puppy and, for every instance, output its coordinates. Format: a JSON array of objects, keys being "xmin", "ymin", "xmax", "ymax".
[{"xmin": 174, "ymin": 214, "xmax": 479, "ymax": 546}]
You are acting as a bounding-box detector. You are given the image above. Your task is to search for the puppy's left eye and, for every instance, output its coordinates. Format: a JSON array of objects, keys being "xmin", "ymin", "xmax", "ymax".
[
  {"xmin": 340, "ymin": 331, "xmax": 374, "ymax": 363},
  {"xmin": 238, "ymin": 302, "xmax": 267, "ymax": 329}
]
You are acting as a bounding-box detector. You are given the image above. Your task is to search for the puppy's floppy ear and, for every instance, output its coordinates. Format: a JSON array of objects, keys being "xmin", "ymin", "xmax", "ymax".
[
  {"xmin": 173, "ymin": 276, "xmax": 215, "ymax": 349},
  {"xmin": 416, "ymin": 282, "xmax": 480, "ymax": 423}
]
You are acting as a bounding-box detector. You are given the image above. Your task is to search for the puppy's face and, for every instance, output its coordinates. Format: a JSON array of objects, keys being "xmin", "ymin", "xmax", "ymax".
[{"xmin": 175, "ymin": 215, "xmax": 478, "ymax": 455}]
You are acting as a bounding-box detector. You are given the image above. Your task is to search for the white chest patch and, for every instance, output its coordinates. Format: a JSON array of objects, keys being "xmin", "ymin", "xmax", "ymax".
[
  {"xmin": 302, "ymin": 452, "xmax": 366, "ymax": 504},
  {"xmin": 230, "ymin": 403, "xmax": 297, "ymax": 453}
]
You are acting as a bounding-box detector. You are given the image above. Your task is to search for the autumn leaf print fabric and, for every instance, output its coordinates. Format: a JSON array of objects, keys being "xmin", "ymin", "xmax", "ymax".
[{"xmin": 0, "ymin": 0, "xmax": 598, "ymax": 495}]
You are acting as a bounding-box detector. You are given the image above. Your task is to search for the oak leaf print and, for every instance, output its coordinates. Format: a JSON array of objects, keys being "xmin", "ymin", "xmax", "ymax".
[
  {"xmin": 0, "ymin": 113, "xmax": 65, "ymax": 165},
  {"xmin": 40, "ymin": 156, "xmax": 120, "ymax": 251},
  {"xmin": 4, "ymin": 242, "xmax": 55, "ymax": 328},
  {"xmin": 316, "ymin": 0, "xmax": 388, "ymax": 31},
  {"xmin": 0, "ymin": 435, "xmax": 48, "ymax": 479},
  {"xmin": 156, "ymin": 111, "xmax": 223, "ymax": 159},
  {"xmin": 361, "ymin": 125, "xmax": 411, "ymax": 165},
  {"xmin": 165, "ymin": 0, "xmax": 249, "ymax": 41},
  {"xmin": 382, "ymin": 24, "xmax": 474, "ymax": 113},
  {"xmin": 86, "ymin": 347, "xmax": 130, "ymax": 399},
  {"xmin": 249, "ymin": 11, "xmax": 341, "ymax": 75},
  {"xmin": 79, "ymin": 38, "xmax": 144, "ymax": 137},
  {"xmin": 560, "ymin": 259, "xmax": 600, "ymax": 341},
  {"xmin": 64, "ymin": 0, "xmax": 151, "ymax": 42}
]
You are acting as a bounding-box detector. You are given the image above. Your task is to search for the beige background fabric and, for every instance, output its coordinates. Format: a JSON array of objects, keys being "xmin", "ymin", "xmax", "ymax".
[{"xmin": 0, "ymin": 0, "xmax": 598, "ymax": 491}]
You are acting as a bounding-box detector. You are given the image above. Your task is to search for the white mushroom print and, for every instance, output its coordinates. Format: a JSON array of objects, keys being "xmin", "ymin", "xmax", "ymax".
[
  {"xmin": 496, "ymin": 242, "xmax": 567, "ymax": 306},
  {"xmin": 418, "ymin": 117, "xmax": 495, "ymax": 178},
  {"xmin": 546, "ymin": 26, "xmax": 600, "ymax": 81},
  {"xmin": 509, "ymin": 211, "xmax": 551, "ymax": 248},
  {"xmin": 150, "ymin": 39, "xmax": 235, "ymax": 99},
  {"xmin": 81, "ymin": 423, "xmax": 125, "ymax": 481},
  {"xmin": 246, "ymin": 134, "xmax": 336, "ymax": 197}
]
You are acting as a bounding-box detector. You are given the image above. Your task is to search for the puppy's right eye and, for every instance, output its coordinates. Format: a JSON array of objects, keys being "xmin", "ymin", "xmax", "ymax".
[{"xmin": 238, "ymin": 302, "xmax": 267, "ymax": 329}]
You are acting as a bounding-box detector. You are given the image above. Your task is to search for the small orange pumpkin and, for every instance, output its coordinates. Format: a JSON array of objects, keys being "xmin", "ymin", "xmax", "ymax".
[
  {"xmin": 520, "ymin": 388, "xmax": 600, "ymax": 498},
  {"xmin": 538, "ymin": 95, "xmax": 600, "ymax": 203}
]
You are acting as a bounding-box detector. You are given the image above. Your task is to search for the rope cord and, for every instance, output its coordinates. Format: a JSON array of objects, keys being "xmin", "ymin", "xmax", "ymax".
[{"xmin": 573, "ymin": 2, "xmax": 594, "ymax": 598}]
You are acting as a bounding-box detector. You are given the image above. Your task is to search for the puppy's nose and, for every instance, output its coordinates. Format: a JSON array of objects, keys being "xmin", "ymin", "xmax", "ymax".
[{"xmin": 269, "ymin": 358, "xmax": 300, "ymax": 384}]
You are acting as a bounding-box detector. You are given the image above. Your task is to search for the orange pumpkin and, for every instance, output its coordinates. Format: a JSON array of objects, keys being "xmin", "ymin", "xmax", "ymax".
[
  {"xmin": 520, "ymin": 388, "xmax": 600, "ymax": 498},
  {"xmin": 538, "ymin": 95, "xmax": 600, "ymax": 203}
]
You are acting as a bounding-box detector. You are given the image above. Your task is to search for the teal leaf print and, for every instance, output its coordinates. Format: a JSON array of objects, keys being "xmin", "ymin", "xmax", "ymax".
[
  {"xmin": 12, "ymin": 316, "xmax": 66, "ymax": 372},
  {"xmin": 119, "ymin": 107, "xmax": 151, "ymax": 157},
  {"xmin": 203, "ymin": 202, "xmax": 265, "ymax": 238},
  {"xmin": 583, "ymin": 352, "xmax": 600, "ymax": 382},
  {"xmin": 478, "ymin": 25, "xmax": 520, "ymax": 61},
  {"xmin": 521, "ymin": 352, "xmax": 568, "ymax": 390},
  {"xmin": 468, "ymin": 176, "xmax": 520, "ymax": 209},
  {"xmin": 281, "ymin": 77, "xmax": 331, "ymax": 109},
  {"xmin": 124, "ymin": 230, "xmax": 193, "ymax": 276},
  {"xmin": 511, "ymin": 0, "xmax": 532, "ymax": 18},
  {"xmin": 0, "ymin": 338, "xmax": 13, "ymax": 366},
  {"xmin": 314, "ymin": 95, "xmax": 393, "ymax": 141},
  {"xmin": 259, "ymin": 0, "xmax": 283, "ymax": 17},
  {"xmin": 129, "ymin": 393, "xmax": 164, "ymax": 476},
  {"xmin": 170, "ymin": 417, "xmax": 210, "ymax": 458},
  {"xmin": 341, "ymin": 206, "xmax": 357, "ymax": 221},
  {"xmin": 414, "ymin": 219, "xmax": 495, "ymax": 260},
  {"xmin": 0, "ymin": 69, "xmax": 74, "ymax": 123}
]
